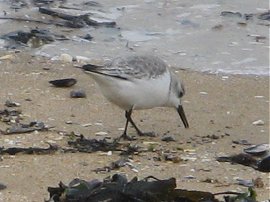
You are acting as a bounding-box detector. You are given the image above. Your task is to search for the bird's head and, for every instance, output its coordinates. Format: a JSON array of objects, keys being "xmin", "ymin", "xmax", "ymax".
[{"xmin": 169, "ymin": 72, "xmax": 189, "ymax": 128}]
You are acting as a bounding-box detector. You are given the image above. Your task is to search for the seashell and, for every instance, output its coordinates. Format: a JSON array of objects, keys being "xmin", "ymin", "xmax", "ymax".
[
  {"xmin": 49, "ymin": 78, "xmax": 77, "ymax": 87},
  {"xmin": 244, "ymin": 144, "xmax": 269, "ymax": 156}
]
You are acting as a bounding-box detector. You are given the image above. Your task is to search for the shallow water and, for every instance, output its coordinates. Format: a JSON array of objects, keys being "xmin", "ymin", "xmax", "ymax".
[{"xmin": 0, "ymin": 0, "xmax": 269, "ymax": 76}]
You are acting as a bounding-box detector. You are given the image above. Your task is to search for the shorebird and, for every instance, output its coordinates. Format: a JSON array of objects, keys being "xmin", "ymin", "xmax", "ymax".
[{"xmin": 82, "ymin": 54, "xmax": 189, "ymax": 140}]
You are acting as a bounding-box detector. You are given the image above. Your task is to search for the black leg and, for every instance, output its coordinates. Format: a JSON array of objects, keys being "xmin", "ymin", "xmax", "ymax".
[
  {"xmin": 126, "ymin": 109, "xmax": 155, "ymax": 137},
  {"xmin": 116, "ymin": 109, "xmax": 155, "ymax": 141},
  {"xmin": 120, "ymin": 114, "xmax": 131, "ymax": 140},
  {"xmin": 117, "ymin": 110, "xmax": 136, "ymax": 141},
  {"xmin": 125, "ymin": 109, "xmax": 145, "ymax": 136}
]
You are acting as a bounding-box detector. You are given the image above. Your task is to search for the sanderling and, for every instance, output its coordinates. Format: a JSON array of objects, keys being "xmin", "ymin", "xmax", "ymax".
[{"xmin": 83, "ymin": 54, "xmax": 189, "ymax": 140}]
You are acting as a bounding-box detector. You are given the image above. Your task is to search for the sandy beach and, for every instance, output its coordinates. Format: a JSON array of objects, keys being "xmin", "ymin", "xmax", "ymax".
[{"xmin": 0, "ymin": 52, "xmax": 269, "ymax": 201}]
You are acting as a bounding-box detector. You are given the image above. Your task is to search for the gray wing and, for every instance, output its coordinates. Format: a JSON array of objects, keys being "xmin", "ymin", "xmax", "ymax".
[{"xmin": 97, "ymin": 55, "xmax": 168, "ymax": 80}]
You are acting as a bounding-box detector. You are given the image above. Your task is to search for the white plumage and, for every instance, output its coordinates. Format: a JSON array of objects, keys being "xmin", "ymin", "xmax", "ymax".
[{"xmin": 83, "ymin": 54, "xmax": 189, "ymax": 139}]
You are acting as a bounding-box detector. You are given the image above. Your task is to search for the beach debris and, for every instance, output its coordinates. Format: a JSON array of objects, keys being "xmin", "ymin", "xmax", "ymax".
[
  {"xmin": 0, "ymin": 54, "xmax": 14, "ymax": 61},
  {"xmin": 32, "ymin": 0, "xmax": 64, "ymax": 7},
  {"xmin": 46, "ymin": 174, "xmax": 222, "ymax": 202},
  {"xmin": 70, "ymin": 90, "xmax": 86, "ymax": 98},
  {"xmin": 218, "ymin": 187, "xmax": 257, "ymax": 202},
  {"xmin": 217, "ymin": 153, "xmax": 257, "ymax": 167},
  {"xmin": 252, "ymin": 119, "xmax": 265, "ymax": 126},
  {"xmin": 82, "ymin": 1, "xmax": 102, "ymax": 7},
  {"xmin": 161, "ymin": 135, "xmax": 176, "ymax": 142},
  {"xmin": 4, "ymin": 100, "xmax": 21, "ymax": 107},
  {"xmin": 221, "ymin": 10, "xmax": 270, "ymax": 26},
  {"xmin": 59, "ymin": 53, "xmax": 73, "ymax": 63},
  {"xmin": 4, "ymin": 121, "xmax": 48, "ymax": 134},
  {"xmin": 199, "ymin": 91, "xmax": 208, "ymax": 95},
  {"xmin": 253, "ymin": 177, "xmax": 264, "ymax": 188},
  {"xmin": 93, "ymin": 157, "xmax": 137, "ymax": 173},
  {"xmin": 243, "ymin": 143, "xmax": 269, "ymax": 156},
  {"xmin": 217, "ymin": 153, "xmax": 270, "ymax": 172},
  {"xmin": 257, "ymin": 11, "xmax": 270, "ymax": 21},
  {"xmin": 236, "ymin": 179, "xmax": 254, "ymax": 187},
  {"xmin": 163, "ymin": 153, "xmax": 182, "ymax": 163},
  {"xmin": 82, "ymin": 33, "xmax": 93, "ymax": 41},
  {"xmin": 94, "ymin": 131, "xmax": 108, "ymax": 136},
  {"xmin": 1, "ymin": 29, "xmax": 67, "ymax": 48},
  {"xmin": 46, "ymin": 174, "xmax": 260, "ymax": 202},
  {"xmin": 221, "ymin": 11, "xmax": 242, "ymax": 18},
  {"xmin": 74, "ymin": 55, "xmax": 92, "ymax": 63},
  {"xmin": 201, "ymin": 178, "xmax": 220, "ymax": 184},
  {"xmin": 39, "ymin": 7, "xmax": 116, "ymax": 28},
  {"xmin": 49, "ymin": 78, "xmax": 77, "ymax": 87},
  {"xmin": 68, "ymin": 135, "xmax": 119, "ymax": 153},
  {"xmin": 120, "ymin": 144, "xmax": 142, "ymax": 155},
  {"xmin": 257, "ymin": 155, "xmax": 270, "ymax": 172},
  {"xmin": 0, "ymin": 143, "xmax": 61, "ymax": 155},
  {"xmin": 232, "ymin": 139, "xmax": 252, "ymax": 145},
  {"xmin": 211, "ymin": 24, "xmax": 223, "ymax": 31},
  {"xmin": 183, "ymin": 175, "xmax": 196, "ymax": 180},
  {"xmin": 0, "ymin": 183, "xmax": 7, "ymax": 190},
  {"xmin": 0, "ymin": 108, "xmax": 22, "ymax": 123}
]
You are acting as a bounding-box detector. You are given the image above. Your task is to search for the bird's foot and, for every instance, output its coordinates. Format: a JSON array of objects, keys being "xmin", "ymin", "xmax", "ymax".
[{"xmin": 114, "ymin": 133, "xmax": 137, "ymax": 142}]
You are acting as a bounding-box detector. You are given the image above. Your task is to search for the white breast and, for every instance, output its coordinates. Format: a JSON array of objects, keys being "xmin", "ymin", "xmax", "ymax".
[{"xmin": 89, "ymin": 70, "xmax": 172, "ymax": 110}]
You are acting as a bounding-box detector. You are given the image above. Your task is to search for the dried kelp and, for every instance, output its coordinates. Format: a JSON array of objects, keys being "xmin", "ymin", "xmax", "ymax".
[
  {"xmin": 0, "ymin": 143, "xmax": 61, "ymax": 155},
  {"xmin": 1, "ymin": 29, "xmax": 68, "ymax": 48},
  {"xmin": 47, "ymin": 174, "xmax": 257, "ymax": 202},
  {"xmin": 47, "ymin": 174, "xmax": 210, "ymax": 202},
  {"xmin": 4, "ymin": 121, "xmax": 48, "ymax": 134},
  {"xmin": 68, "ymin": 135, "xmax": 119, "ymax": 153},
  {"xmin": 217, "ymin": 153, "xmax": 270, "ymax": 173}
]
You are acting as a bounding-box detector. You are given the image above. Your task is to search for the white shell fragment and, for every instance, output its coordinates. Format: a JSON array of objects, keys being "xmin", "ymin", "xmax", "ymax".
[
  {"xmin": 59, "ymin": 53, "xmax": 73, "ymax": 63},
  {"xmin": 252, "ymin": 120, "xmax": 265, "ymax": 126},
  {"xmin": 95, "ymin": 131, "xmax": 108, "ymax": 136}
]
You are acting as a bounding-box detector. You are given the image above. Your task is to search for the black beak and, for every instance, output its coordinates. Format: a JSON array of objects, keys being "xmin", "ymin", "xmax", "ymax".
[{"xmin": 177, "ymin": 105, "xmax": 189, "ymax": 128}]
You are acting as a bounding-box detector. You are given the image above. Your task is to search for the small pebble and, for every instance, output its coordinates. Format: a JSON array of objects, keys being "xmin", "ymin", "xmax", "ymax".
[
  {"xmin": 161, "ymin": 135, "xmax": 176, "ymax": 142},
  {"xmin": 254, "ymin": 177, "xmax": 264, "ymax": 188},
  {"xmin": 0, "ymin": 183, "xmax": 7, "ymax": 190},
  {"xmin": 70, "ymin": 90, "xmax": 86, "ymax": 98},
  {"xmin": 183, "ymin": 175, "xmax": 196, "ymax": 179}
]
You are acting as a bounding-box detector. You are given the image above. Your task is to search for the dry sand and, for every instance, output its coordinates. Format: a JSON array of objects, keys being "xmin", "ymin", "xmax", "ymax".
[{"xmin": 0, "ymin": 52, "xmax": 269, "ymax": 201}]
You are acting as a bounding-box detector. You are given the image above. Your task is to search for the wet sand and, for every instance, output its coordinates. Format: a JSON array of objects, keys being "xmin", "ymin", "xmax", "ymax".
[{"xmin": 0, "ymin": 52, "xmax": 269, "ymax": 201}]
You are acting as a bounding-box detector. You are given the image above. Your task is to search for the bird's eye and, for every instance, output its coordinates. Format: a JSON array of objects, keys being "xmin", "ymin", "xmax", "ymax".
[{"xmin": 178, "ymin": 91, "xmax": 184, "ymax": 98}]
